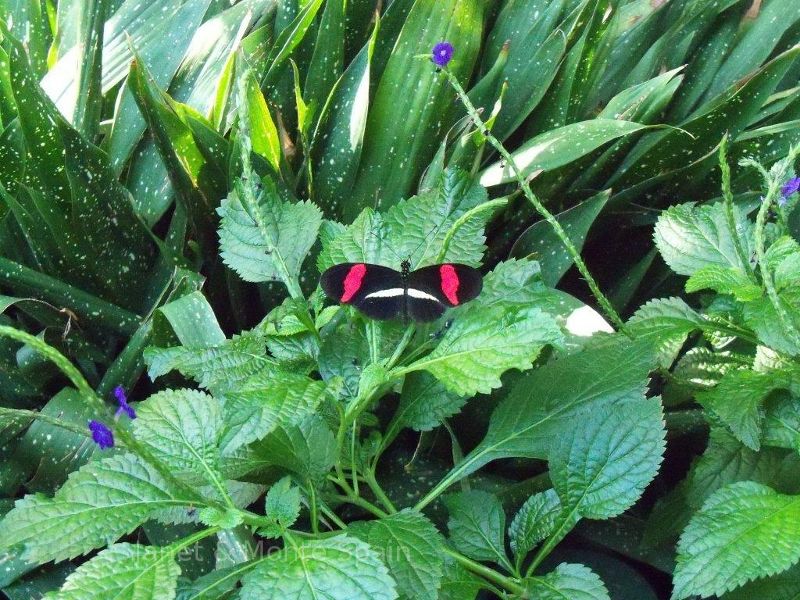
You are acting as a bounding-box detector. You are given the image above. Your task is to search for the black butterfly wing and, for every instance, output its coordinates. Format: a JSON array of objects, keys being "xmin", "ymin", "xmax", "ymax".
[
  {"xmin": 406, "ymin": 263, "xmax": 483, "ymax": 322},
  {"xmin": 320, "ymin": 263, "xmax": 405, "ymax": 320}
]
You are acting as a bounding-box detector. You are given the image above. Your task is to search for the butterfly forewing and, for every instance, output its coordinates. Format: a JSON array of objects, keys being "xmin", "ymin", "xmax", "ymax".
[{"xmin": 407, "ymin": 264, "xmax": 483, "ymax": 307}]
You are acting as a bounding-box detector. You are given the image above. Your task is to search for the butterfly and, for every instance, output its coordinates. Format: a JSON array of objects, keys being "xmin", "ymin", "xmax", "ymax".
[{"xmin": 320, "ymin": 259, "xmax": 482, "ymax": 322}]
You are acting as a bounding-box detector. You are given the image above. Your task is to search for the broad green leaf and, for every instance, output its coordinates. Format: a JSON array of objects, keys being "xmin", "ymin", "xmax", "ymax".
[
  {"xmin": 550, "ymin": 399, "xmax": 665, "ymax": 519},
  {"xmin": 383, "ymin": 168, "xmax": 491, "ymax": 268},
  {"xmin": 462, "ymin": 336, "xmax": 655, "ymax": 474},
  {"xmin": 45, "ymin": 543, "xmax": 180, "ymax": 600},
  {"xmin": 239, "ymin": 535, "xmax": 397, "ymax": 600},
  {"xmin": 764, "ymin": 391, "xmax": 800, "ymax": 451},
  {"xmin": 509, "ymin": 489, "xmax": 562, "ymax": 560},
  {"xmin": 673, "ymin": 482, "xmax": 800, "ymax": 599},
  {"xmin": 525, "ymin": 563, "xmax": 610, "ymax": 600},
  {"xmin": 347, "ymin": 0, "xmax": 484, "ymax": 215},
  {"xmin": 264, "ymin": 476, "xmax": 301, "ymax": 532},
  {"xmin": 402, "ymin": 305, "xmax": 563, "ymax": 396},
  {"xmin": 391, "ymin": 372, "xmax": 467, "ymax": 433},
  {"xmin": 350, "ymin": 510, "xmax": 445, "ymax": 600},
  {"xmin": 134, "ymin": 389, "xmax": 223, "ymax": 487},
  {"xmin": 743, "ymin": 291, "xmax": 800, "ymax": 357},
  {"xmin": 697, "ymin": 369, "xmax": 791, "ymax": 451},
  {"xmin": 654, "ymin": 202, "xmax": 754, "ymax": 276},
  {"xmin": 316, "ymin": 209, "xmax": 385, "ymax": 271},
  {"xmin": 156, "ymin": 291, "xmax": 226, "ymax": 349},
  {"xmin": 0, "ymin": 453, "xmax": 196, "ymax": 563},
  {"xmin": 318, "ymin": 321, "xmax": 371, "ymax": 398},
  {"xmin": 218, "ymin": 174, "xmax": 322, "ymax": 287},
  {"xmin": 686, "ymin": 265, "xmax": 762, "ymax": 301},
  {"xmin": 220, "ymin": 368, "xmax": 326, "ymax": 453},
  {"xmin": 145, "ymin": 333, "xmax": 270, "ymax": 392},
  {"xmin": 510, "ymin": 190, "xmax": 610, "ymax": 286},
  {"xmin": 247, "ymin": 415, "xmax": 336, "ymax": 482},
  {"xmin": 480, "ymin": 120, "xmax": 649, "ymax": 187},
  {"xmin": 724, "ymin": 563, "xmax": 800, "ymax": 600},
  {"xmin": 438, "ymin": 553, "xmax": 482, "ymax": 600},
  {"xmin": 627, "ymin": 297, "xmax": 705, "ymax": 367},
  {"xmin": 445, "ymin": 491, "xmax": 507, "ymax": 566}
]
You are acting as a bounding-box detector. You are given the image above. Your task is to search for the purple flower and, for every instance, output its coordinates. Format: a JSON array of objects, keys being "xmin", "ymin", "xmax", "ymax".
[
  {"xmin": 431, "ymin": 42, "xmax": 454, "ymax": 68},
  {"xmin": 114, "ymin": 385, "xmax": 136, "ymax": 419},
  {"xmin": 779, "ymin": 177, "xmax": 800, "ymax": 206},
  {"xmin": 88, "ymin": 420, "xmax": 114, "ymax": 449}
]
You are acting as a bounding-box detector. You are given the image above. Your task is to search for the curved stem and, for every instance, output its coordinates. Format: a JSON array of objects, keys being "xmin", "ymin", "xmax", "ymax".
[
  {"xmin": 443, "ymin": 548, "xmax": 529, "ymax": 598},
  {"xmin": 435, "ymin": 198, "xmax": 508, "ymax": 263},
  {"xmin": 718, "ymin": 136, "xmax": 756, "ymax": 281},
  {"xmin": 442, "ymin": 70, "xmax": 626, "ymax": 333}
]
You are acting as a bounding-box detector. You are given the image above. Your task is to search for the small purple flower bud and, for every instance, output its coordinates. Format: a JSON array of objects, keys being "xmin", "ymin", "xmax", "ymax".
[
  {"xmin": 431, "ymin": 42, "xmax": 454, "ymax": 68},
  {"xmin": 88, "ymin": 420, "xmax": 114, "ymax": 449},
  {"xmin": 780, "ymin": 177, "xmax": 800, "ymax": 205},
  {"xmin": 114, "ymin": 385, "xmax": 136, "ymax": 419}
]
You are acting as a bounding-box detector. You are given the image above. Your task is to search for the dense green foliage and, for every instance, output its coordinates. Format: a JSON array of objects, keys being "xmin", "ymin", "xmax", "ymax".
[{"xmin": 0, "ymin": 0, "xmax": 798, "ymax": 598}]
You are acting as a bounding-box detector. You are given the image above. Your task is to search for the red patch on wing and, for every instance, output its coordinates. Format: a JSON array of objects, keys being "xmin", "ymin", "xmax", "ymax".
[
  {"xmin": 440, "ymin": 264, "xmax": 460, "ymax": 305},
  {"xmin": 341, "ymin": 263, "xmax": 367, "ymax": 302}
]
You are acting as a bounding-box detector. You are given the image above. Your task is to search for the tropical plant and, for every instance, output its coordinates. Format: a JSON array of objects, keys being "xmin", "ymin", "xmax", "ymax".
[{"xmin": 0, "ymin": 0, "xmax": 798, "ymax": 598}]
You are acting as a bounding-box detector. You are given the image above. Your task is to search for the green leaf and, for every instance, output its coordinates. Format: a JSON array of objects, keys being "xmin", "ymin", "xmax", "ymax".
[
  {"xmin": 156, "ymin": 291, "xmax": 226, "ymax": 349},
  {"xmin": 510, "ymin": 190, "xmax": 610, "ymax": 287},
  {"xmin": 480, "ymin": 120, "xmax": 649, "ymax": 186},
  {"xmin": 241, "ymin": 69, "xmax": 281, "ymax": 172},
  {"xmin": 444, "ymin": 491, "xmax": 508, "ymax": 566},
  {"xmin": 550, "ymin": 399, "xmax": 665, "ymax": 519},
  {"xmin": 45, "ymin": 543, "xmax": 180, "ymax": 600},
  {"xmin": 145, "ymin": 333, "xmax": 270, "ymax": 392},
  {"xmin": 239, "ymin": 535, "xmax": 397, "ymax": 600},
  {"xmin": 248, "ymin": 415, "xmax": 336, "ymax": 482},
  {"xmin": 349, "ymin": 509, "xmax": 445, "ymax": 600},
  {"xmin": 401, "ymin": 305, "xmax": 563, "ymax": 396},
  {"xmin": 697, "ymin": 369, "xmax": 791, "ymax": 451},
  {"xmin": 467, "ymin": 336, "xmax": 655, "ymax": 469},
  {"xmin": 627, "ymin": 297, "xmax": 705, "ymax": 367},
  {"xmin": 509, "ymin": 489, "xmax": 562, "ymax": 560},
  {"xmin": 391, "ymin": 372, "xmax": 467, "ymax": 433},
  {"xmin": 134, "ymin": 389, "xmax": 223, "ymax": 487},
  {"xmin": 218, "ymin": 173, "xmax": 322, "ymax": 288},
  {"xmin": 525, "ymin": 563, "xmax": 610, "ymax": 600},
  {"xmin": 220, "ymin": 368, "xmax": 327, "ymax": 453},
  {"xmin": 673, "ymin": 482, "xmax": 800, "ymax": 599},
  {"xmin": 685, "ymin": 265, "xmax": 762, "ymax": 301},
  {"xmin": 743, "ymin": 291, "xmax": 800, "ymax": 356},
  {"xmin": 0, "ymin": 453, "xmax": 196, "ymax": 564},
  {"xmin": 346, "ymin": 0, "xmax": 485, "ymax": 215},
  {"xmin": 259, "ymin": 476, "xmax": 301, "ymax": 538},
  {"xmin": 438, "ymin": 553, "xmax": 482, "ymax": 600},
  {"xmin": 383, "ymin": 168, "xmax": 491, "ymax": 268},
  {"xmin": 724, "ymin": 563, "xmax": 800, "ymax": 600},
  {"xmin": 654, "ymin": 202, "xmax": 754, "ymax": 276}
]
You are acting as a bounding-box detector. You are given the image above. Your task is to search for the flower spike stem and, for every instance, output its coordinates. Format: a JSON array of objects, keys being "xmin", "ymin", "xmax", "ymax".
[{"xmin": 441, "ymin": 69, "xmax": 626, "ymax": 333}]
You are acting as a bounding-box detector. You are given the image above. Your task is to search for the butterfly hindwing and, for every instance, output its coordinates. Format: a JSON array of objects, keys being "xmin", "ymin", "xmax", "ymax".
[{"xmin": 320, "ymin": 263, "xmax": 405, "ymax": 320}]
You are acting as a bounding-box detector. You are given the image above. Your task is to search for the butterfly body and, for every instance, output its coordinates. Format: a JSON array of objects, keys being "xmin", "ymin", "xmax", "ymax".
[{"xmin": 320, "ymin": 260, "xmax": 482, "ymax": 322}]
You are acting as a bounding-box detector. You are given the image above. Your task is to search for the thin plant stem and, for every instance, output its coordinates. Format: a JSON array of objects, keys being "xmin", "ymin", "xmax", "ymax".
[
  {"xmin": 442, "ymin": 70, "xmax": 626, "ymax": 333},
  {"xmin": 718, "ymin": 136, "xmax": 756, "ymax": 281},
  {"xmin": 364, "ymin": 468, "xmax": 398, "ymax": 514},
  {"xmin": 443, "ymin": 547, "xmax": 529, "ymax": 598}
]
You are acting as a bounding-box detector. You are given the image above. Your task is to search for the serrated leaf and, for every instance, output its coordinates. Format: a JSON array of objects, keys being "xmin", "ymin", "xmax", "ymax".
[
  {"xmin": 743, "ymin": 290, "xmax": 800, "ymax": 357},
  {"xmin": 249, "ymin": 415, "xmax": 336, "ymax": 482},
  {"xmin": 45, "ymin": 543, "xmax": 180, "ymax": 600},
  {"xmin": 134, "ymin": 389, "xmax": 224, "ymax": 488},
  {"xmin": 685, "ymin": 265, "xmax": 762, "ymax": 301},
  {"xmin": 349, "ymin": 510, "xmax": 445, "ymax": 600},
  {"xmin": 697, "ymin": 369, "xmax": 791, "ymax": 450},
  {"xmin": 391, "ymin": 372, "xmax": 467, "ymax": 433},
  {"xmin": 0, "ymin": 453, "xmax": 196, "ymax": 564},
  {"xmin": 452, "ymin": 337, "xmax": 655, "ymax": 485},
  {"xmin": 261, "ymin": 476, "xmax": 301, "ymax": 537},
  {"xmin": 438, "ymin": 552, "xmax": 482, "ymax": 600},
  {"xmin": 653, "ymin": 202, "xmax": 754, "ymax": 276},
  {"xmin": 673, "ymin": 481, "xmax": 800, "ymax": 599},
  {"xmin": 220, "ymin": 368, "xmax": 327, "ymax": 453},
  {"xmin": 239, "ymin": 535, "xmax": 397, "ymax": 600},
  {"xmin": 444, "ymin": 491, "xmax": 508, "ymax": 565},
  {"xmin": 218, "ymin": 174, "xmax": 322, "ymax": 287},
  {"xmin": 525, "ymin": 563, "xmax": 610, "ymax": 600},
  {"xmin": 403, "ymin": 305, "xmax": 563, "ymax": 396},
  {"xmin": 724, "ymin": 563, "xmax": 800, "ymax": 600},
  {"xmin": 509, "ymin": 489, "xmax": 562, "ymax": 559},
  {"xmin": 144, "ymin": 333, "xmax": 271, "ymax": 393},
  {"xmin": 382, "ymin": 168, "xmax": 490, "ymax": 268},
  {"xmin": 627, "ymin": 297, "xmax": 705, "ymax": 367},
  {"xmin": 550, "ymin": 399, "xmax": 665, "ymax": 519}
]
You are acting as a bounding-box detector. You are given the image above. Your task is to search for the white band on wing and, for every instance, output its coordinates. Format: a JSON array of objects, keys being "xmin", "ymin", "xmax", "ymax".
[{"xmin": 363, "ymin": 288, "xmax": 440, "ymax": 302}]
